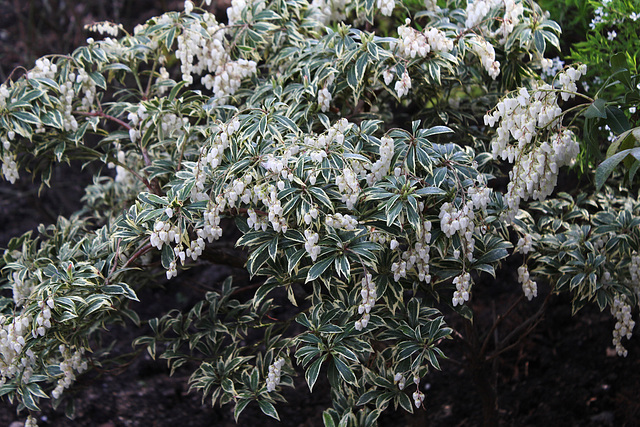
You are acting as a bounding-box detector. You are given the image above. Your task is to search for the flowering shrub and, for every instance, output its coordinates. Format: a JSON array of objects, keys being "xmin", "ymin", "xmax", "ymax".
[{"xmin": 0, "ymin": 0, "xmax": 638, "ymax": 425}]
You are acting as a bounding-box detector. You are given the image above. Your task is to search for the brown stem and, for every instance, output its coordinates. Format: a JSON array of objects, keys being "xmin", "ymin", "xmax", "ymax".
[
  {"xmin": 75, "ymin": 110, "xmax": 132, "ymax": 130},
  {"xmin": 486, "ymin": 292, "xmax": 551, "ymax": 361},
  {"xmin": 464, "ymin": 320, "xmax": 498, "ymax": 427},
  {"xmin": 75, "ymin": 110, "xmax": 163, "ymax": 195},
  {"xmin": 104, "ymin": 241, "xmax": 153, "ymax": 286},
  {"xmin": 480, "ymin": 294, "xmax": 525, "ymax": 357}
]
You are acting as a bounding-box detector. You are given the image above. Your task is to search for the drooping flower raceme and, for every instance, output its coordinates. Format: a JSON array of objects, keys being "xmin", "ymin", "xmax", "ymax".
[
  {"xmin": 395, "ymin": 19, "xmax": 454, "ymax": 58},
  {"xmin": 484, "ymin": 65, "xmax": 586, "ymax": 221},
  {"xmin": 266, "ymin": 357, "xmax": 285, "ymax": 392},
  {"xmin": 176, "ymin": 11, "xmax": 257, "ymax": 103},
  {"xmin": 469, "ymin": 35, "xmax": 501, "ymax": 79},
  {"xmin": 517, "ymin": 265, "xmax": 538, "ymax": 300},
  {"xmin": 354, "ymin": 274, "xmax": 377, "ymax": 331},
  {"xmin": 611, "ymin": 296, "xmax": 635, "ymax": 357},
  {"xmin": 452, "ymin": 272, "xmax": 472, "ymax": 306}
]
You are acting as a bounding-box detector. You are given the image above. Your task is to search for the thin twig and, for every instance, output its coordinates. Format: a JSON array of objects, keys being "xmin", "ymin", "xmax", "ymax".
[
  {"xmin": 75, "ymin": 110, "xmax": 132, "ymax": 130},
  {"xmin": 486, "ymin": 292, "xmax": 551, "ymax": 361},
  {"xmin": 480, "ymin": 294, "xmax": 524, "ymax": 357}
]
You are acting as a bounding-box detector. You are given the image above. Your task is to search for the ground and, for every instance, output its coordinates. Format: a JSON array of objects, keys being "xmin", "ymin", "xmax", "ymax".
[{"xmin": 1, "ymin": 2, "xmax": 640, "ymax": 426}]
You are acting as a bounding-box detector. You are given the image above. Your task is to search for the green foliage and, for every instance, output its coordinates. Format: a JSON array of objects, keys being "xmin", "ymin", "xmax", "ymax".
[{"xmin": 0, "ymin": 0, "xmax": 639, "ymax": 425}]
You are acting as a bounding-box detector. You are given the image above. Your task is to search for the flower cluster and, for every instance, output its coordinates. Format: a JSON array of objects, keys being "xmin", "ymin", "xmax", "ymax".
[
  {"xmin": 610, "ymin": 295, "xmax": 635, "ymax": 357},
  {"xmin": 439, "ymin": 201, "xmax": 476, "ymax": 260},
  {"xmin": 150, "ymin": 219, "xmax": 181, "ymax": 251},
  {"xmin": 365, "ymin": 136, "xmax": 394, "ymax": 185},
  {"xmin": 84, "ymin": 21, "xmax": 123, "ymax": 37},
  {"xmin": 318, "ymin": 87, "xmax": 332, "ymax": 112},
  {"xmin": 227, "ymin": 0, "xmax": 265, "ymax": 24},
  {"xmin": 33, "ymin": 298, "xmax": 55, "ymax": 338},
  {"xmin": 2, "ymin": 153, "xmax": 18, "ymax": 184},
  {"xmin": 266, "ymin": 357, "xmax": 285, "ymax": 392},
  {"xmin": 541, "ymin": 56, "xmax": 564, "ymax": 81},
  {"xmin": 394, "ymin": 372, "xmax": 406, "ymax": 389},
  {"xmin": 354, "ymin": 274, "xmax": 376, "ymax": 331},
  {"xmin": 377, "ymin": 0, "xmax": 395, "ymax": 16},
  {"xmin": 336, "ymin": 167, "xmax": 360, "ymax": 209},
  {"xmin": 27, "ymin": 59, "xmax": 97, "ymax": 132},
  {"xmin": 515, "ymin": 233, "xmax": 533, "ymax": 254},
  {"xmin": 465, "ymin": 0, "xmax": 501, "ymax": 29},
  {"xmin": 465, "ymin": 0, "xmax": 524, "ymax": 43},
  {"xmin": 0, "ymin": 314, "xmax": 35, "ymax": 385},
  {"xmin": 484, "ymin": 67, "xmax": 586, "ymax": 220},
  {"xmin": 10, "ymin": 271, "xmax": 34, "ymax": 306},
  {"xmin": 176, "ymin": 11, "xmax": 257, "ymax": 102},
  {"xmin": 396, "ymin": 19, "xmax": 453, "ymax": 59},
  {"xmin": 469, "ymin": 36, "xmax": 500, "ymax": 79},
  {"xmin": 51, "ymin": 346, "xmax": 88, "ymax": 399},
  {"xmin": 412, "ymin": 375, "xmax": 425, "ymax": 408},
  {"xmin": 310, "ymin": 0, "xmax": 351, "ymax": 25},
  {"xmin": 304, "ymin": 229, "xmax": 321, "ymax": 261},
  {"xmin": 517, "ymin": 265, "xmax": 537, "ymax": 300},
  {"xmin": 391, "ymin": 220, "xmax": 432, "ymax": 283},
  {"xmin": 325, "ymin": 213, "xmax": 358, "ymax": 230},
  {"xmin": 395, "ymin": 71, "xmax": 412, "ymax": 98},
  {"xmin": 452, "ymin": 272, "xmax": 472, "ymax": 306}
]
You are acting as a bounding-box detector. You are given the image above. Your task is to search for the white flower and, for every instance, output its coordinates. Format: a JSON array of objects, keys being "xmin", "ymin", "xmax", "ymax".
[
  {"xmin": 607, "ymin": 30, "xmax": 617, "ymax": 41},
  {"xmin": 611, "ymin": 295, "xmax": 635, "ymax": 357},
  {"xmin": 631, "ymin": 12, "xmax": 639, "ymax": 21},
  {"xmin": 452, "ymin": 272, "xmax": 472, "ymax": 306},
  {"xmin": 376, "ymin": 0, "xmax": 395, "ymax": 16},
  {"xmin": 184, "ymin": 0, "xmax": 194, "ymax": 13},
  {"xmin": 2, "ymin": 153, "xmax": 19, "ymax": 184},
  {"xmin": 470, "ymin": 36, "xmax": 500, "ymax": 79},
  {"xmin": 266, "ymin": 357, "xmax": 286, "ymax": 391},
  {"xmin": 395, "ymin": 71, "xmax": 412, "ymax": 98},
  {"xmin": 318, "ymin": 87, "xmax": 332, "ymax": 112},
  {"xmin": 382, "ymin": 69, "xmax": 394, "ymax": 86}
]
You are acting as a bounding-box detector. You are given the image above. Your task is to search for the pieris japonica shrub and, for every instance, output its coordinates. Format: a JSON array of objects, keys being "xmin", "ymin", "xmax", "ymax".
[{"xmin": 0, "ymin": 0, "xmax": 638, "ymax": 425}]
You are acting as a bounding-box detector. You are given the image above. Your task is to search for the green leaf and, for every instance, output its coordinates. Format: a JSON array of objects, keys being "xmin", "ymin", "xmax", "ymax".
[
  {"xmin": 258, "ymin": 400, "xmax": 280, "ymax": 420},
  {"xmin": 346, "ymin": 65, "xmax": 358, "ymax": 92},
  {"xmin": 475, "ymin": 248, "xmax": 509, "ymax": 265},
  {"xmin": 584, "ymin": 98, "xmax": 607, "ymax": 119},
  {"xmin": 355, "ymin": 53, "xmax": 368, "ymax": 86},
  {"xmin": 0, "ymin": 384, "xmax": 16, "ymax": 397},
  {"xmin": 333, "ymin": 357, "xmax": 357, "ymax": 384},
  {"xmin": 533, "ymin": 30, "xmax": 546, "ymax": 53},
  {"xmin": 596, "ymin": 147, "xmax": 640, "ymax": 191},
  {"xmin": 21, "ymin": 386, "xmax": 41, "ymax": 411},
  {"xmin": 606, "ymin": 106, "xmax": 630, "ymax": 135},
  {"xmin": 103, "ymin": 63, "xmax": 133, "ymax": 73},
  {"xmin": 357, "ymin": 389, "xmax": 382, "ymax": 406},
  {"xmin": 306, "ymin": 256, "xmax": 335, "ymax": 282},
  {"xmin": 234, "ymin": 399, "xmax": 252, "ymax": 422},
  {"xmin": 333, "ymin": 345, "xmax": 359, "ymax": 362},
  {"xmin": 308, "ymin": 186, "xmax": 333, "ymax": 210},
  {"xmin": 268, "ymin": 237, "xmax": 279, "ymax": 261},
  {"xmin": 11, "ymin": 111, "xmax": 40, "ymax": 125},
  {"xmin": 306, "ymin": 355, "xmax": 326, "ymax": 392},
  {"xmin": 161, "ymin": 244, "xmax": 174, "ymax": 270},
  {"xmin": 610, "ymin": 52, "xmax": 633, "ymax": 89},
  {"xmin": 253, "ymin": 282, "xmax": 278, "ymax": 308},
  {"xmin": 323, "ymin": 410, "xmax": 338, "ymax": 427},
  {"xmin": 397, "ymin": 391, "xmax": 414, "ymax": 413}
]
